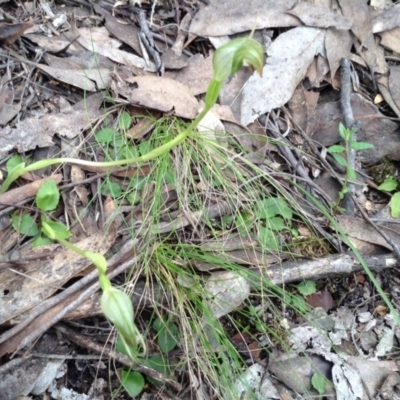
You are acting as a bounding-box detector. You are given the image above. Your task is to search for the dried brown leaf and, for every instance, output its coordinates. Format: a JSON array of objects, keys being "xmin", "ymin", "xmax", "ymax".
[
  {"xmin": 288, "ymin": 2, "xmax": 352, "ymax": 30},
  {"xmin": 189, "ymin": 0, "xmax": 300, "ymax": 37},
  {"xmin": 118, "ymin": 76, "xmax": 199, "ymax": 119}
]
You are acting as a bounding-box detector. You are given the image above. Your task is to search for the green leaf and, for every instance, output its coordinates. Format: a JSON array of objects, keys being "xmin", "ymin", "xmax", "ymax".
[
  {"xmin": 311, "ymin": 372, "xmax": 327, "ymax": 395},
  {"xmin": 36, "ymin": 179, "xmax": 60, "ymax": 211},
  {"xmin": 255, "ymin": 197, "xmax": 292, "ymax": 219},
  {"xmin": 11, "ymin": 213, "xmax": 39, "ymax": 237},
  {"xmin": 288, "ymin": 295, "xmax": 308, "ymax": 313},
  {"xmin": 41, "ymin": 220, "xmax": 71, "ymax": 240},
  {"xmin": 101, "ymin": 181, "xmax": 121, "ymax": 198},
  {"xmin": 95, "ymin": 127, "xmax": 116, "ymax": 144},
  {"xmin": 332, "ymin": 153, "xmax": 347, "ymax": 167},
  {"xmin": 236, "ymin": 211, "xmax": 254, "ymax": 236},
  {"xmin": 268, "ymin": 216, "xmax": 287, "ymax": 231},
  {"xmin": 32, "ymin": 234, "xmax": 52, "ymax": 247},
  {"xmin": 327, "ymin": 145, "xmax": 345, "ymax": 153},
  {"xmin": 390, "ymin": 192, "xmax": 400, "ymax": 218},
  {"xmin": 141, "ymin": 354, "xmax": 169, "ymax": 386},
  {"xmin": 258, "ymin": 227, "xmax": 279, "ymax": 250},
  {"xmin": 349, "ymin": 141, "xmax": 374, "ymax": 150},
  {"xmin": 6, "ymin": 155, "xmax": 23, "ymax": 173},
  {"xmin": 294, "ymin": 280, "xmax": 317, "ymax": 296},
  {"xmin": 116, "ymin": 335, "xmax": 140, "ymax": 359},
  {"xmin": 157, "ymin": 323, "xmax": 180, "ymax": 353},
  {"xmin": 153, "ymin": 317, "xmax": 164, "ymax": 332},
  {"xmin": 119, "ymin": 111, "xmax": 132, "ymax": 130},
  {"xmin": 123, "ymin": 145, "xmax": 139, "ymax": 159},
  {"xmin": 338, "ymin": 122, "xmax": 346, "ymax": 139},
  {"xmin": 378, "ymin": 177, "xmax": 398, "ymax": 192},
  {"xmin": 129, "ymin": 175, "xmax": 151, "ymax": 190},
  {"xmin": 338, "ymin": 123, "xmax": 356, "ymax": 140},
  {"xmin": 121, "ymin": 370, "xmax": 145, "ymax": 398}
]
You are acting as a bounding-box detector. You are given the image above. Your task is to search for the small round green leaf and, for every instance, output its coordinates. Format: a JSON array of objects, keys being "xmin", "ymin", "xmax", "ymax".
[
  {"xmin": 101, "ymin": 181, "xmax": 121, "ymax": 198},
  {"xmin": 36, "ymin": 180, "xmax": 60, "ymax": 211},
  {"xmin": 11, "ymin": 213, "xmax": 39, "ymax": 237},
  {"xmin": 255, "ymin": 197, "xmax": 292, "ymax": 219},
  {"xmin": 95, "ymin": 127, "xmax": 116, "ymax": 144},
  {"xmin": 311, "ymin": 372, "xmax": 327, "ymax": 395},
  {"xmin": 121, "ymin": 370, "xmax": 145, "ymax": 397},
  {"xmin": 119, "ymin": 111, "xmax": 132, "ymax": 130},
  {"xmin": 6, "ymin": 155, "xmax": 23, "ymax": 174},
  {"xmin": 294, "ymin": 280, "xmax": 317, "ymax": 296},
  {"xmin": 32, "ymin": 234, "xmax": 52, "ymax": 248},
  {"xmin": 390, "ymin": 192, "xmax": 400, "ymax": 218},
  {"xmin": 378, "ymin": 177, "xmax": 398, "ymax": 192},
  {"xmin": 141, "ymin": 354, "xmax": 169, "ymax": 386},
  {"xmin": 157, "ymin": 323, "xmax": 180, "ymax": 353}
]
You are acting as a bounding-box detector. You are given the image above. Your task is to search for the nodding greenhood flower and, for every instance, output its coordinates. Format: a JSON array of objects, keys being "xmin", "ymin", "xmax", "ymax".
[
  {"xmin": 205, "ymin": 37, "xmax": 264, "ymax": 109},
  {"xmin": 101, "ymin": 286, "xmax": 138, "ymax": 348},
  {"xmin": 212, "ymin": 37, "xmax": 264, "ymax": 83}
]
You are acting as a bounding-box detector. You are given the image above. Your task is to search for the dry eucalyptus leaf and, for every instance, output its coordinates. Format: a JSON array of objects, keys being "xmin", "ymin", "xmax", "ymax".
[
  {"xmin": 0, "ymin": 20, "xmax": 34, "ymax": 45},
  {"xmin": 189, "ymin": 0, "xmax": 300, "ymax": 37},
  {"xmin": 119, "ymin": 76, "xmax": 199, "ymax": 119},
  {"xmin": 372, "ymin": 3, "xmax": 400, "ymax": 33},
  {"xmin": 0, "ymin": 94, "xmax": 104, "ymax": 159},
  {"xmin": 287, "ymin": 2, "xmax": 352, "ymax": 29},
  {"xmin": 165, "ymin": 54, "xmax": 213, "ymax": 96},
  {"xmin": 241, "ymin": 27, "xmax": 325, "ymax": 126}
]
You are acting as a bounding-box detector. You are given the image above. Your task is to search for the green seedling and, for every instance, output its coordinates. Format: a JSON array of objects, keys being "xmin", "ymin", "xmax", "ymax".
[
  {"xmin": 254, "ymin": 196, "xmax": 293, "ymax": 250},
  {"xmin": 311, "ymin": 372, "xmax": 327, "ymax": 397},
  {"xmin": 1, "ymin": 36, "xmax": 264, "ymax": 194},
  {"xmin": 377, "ymin": 176, "xmax": 400, "ymax": 218},
  {"xmin": 327, "ymin": 123, "xmax": 373, "ymax": 205}
]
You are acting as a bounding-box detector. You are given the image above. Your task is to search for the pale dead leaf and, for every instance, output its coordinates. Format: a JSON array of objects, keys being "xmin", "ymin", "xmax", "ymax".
[
  {"xmin": 337, "ymin": 215, "xmax": 398, "ymax": 251},
  {"xmin": 165, "ymin": 54, "xmax": 213, "ymax": 96},
  {"xmin": 287, "ymin": 85, "xmax": 319, "ymax": 136},
  {"xmin": 312, "ymin": 93, "xmax": 400, "ymax": 164},
  {"xmin": 325, "ymin": 28, "xmax": 353, "ymax": 85},
  {"xmin": 389, "ymin": 65, "xmax": 400, "ymax": 111},
  {"xmin": 379, "ymin": 27, "xmax": 400, "ymax": 54},
  {"xmin": 0, "ymin": 93, "xmax": 104, "ymax": 158},
  {"xmin": 119, "ymin": 76, "xmax": 199, "ymax": 119},
  {"xmin": 24, "ymin": 32, "xmax": 84, "ymax": 53},
  {"xmin": 288, "ymin": 2, "xmax": 352, "ymax": 29},
  {"xmin": 36, "ymin": 63, "xmax": 111, "ymax": 91},
  {"xmin": 372, "ymin": 3, "xmax": 400, "ymax": 33},
  {"xmin": 338, "ymin": 0, "xmax": 371, "ymax": 45},
  {"xmin": 92, "ymin": 2, "xmax": 142, "ymax": 56},
  {"xmin": 189, "ymin": 0, "xmax": 300, "ymax": 37},
  {"xmin": 204, "ymin": 271, "xmax": 250, "ymax": 318},
  {"xmin": 76, "ymin": 27, "xmax": 156, "ymax": 72},
  {"xmin": 241, "ymin": 27, "xmax": 325, "ymax": 126}
]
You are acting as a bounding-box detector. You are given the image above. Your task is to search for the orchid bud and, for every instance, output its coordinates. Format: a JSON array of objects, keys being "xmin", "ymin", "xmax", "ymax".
[{"xmin": 101, "ymin": 287, "xmax": 137, "ymax": 348}]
